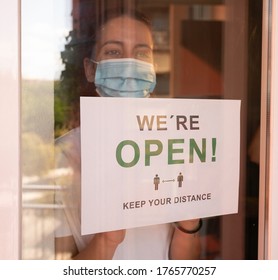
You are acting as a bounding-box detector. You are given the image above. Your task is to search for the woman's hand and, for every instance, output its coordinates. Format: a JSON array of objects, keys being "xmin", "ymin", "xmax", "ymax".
[
  {"xmin": 100, "ymin": 229, "xmax": 126, "ymax": 246},
  {"xmin": 73, "ymin": 229, "xmax": 126, "ymax": 260},
  {"xmin": 169, "ymin": 219, "xmax": 201, "ymax": 260}
]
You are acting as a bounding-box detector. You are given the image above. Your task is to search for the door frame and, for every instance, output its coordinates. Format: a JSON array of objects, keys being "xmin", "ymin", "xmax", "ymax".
[{"xmin": 259, "ymin": 0, "xmax": 278, "ymax": 260}]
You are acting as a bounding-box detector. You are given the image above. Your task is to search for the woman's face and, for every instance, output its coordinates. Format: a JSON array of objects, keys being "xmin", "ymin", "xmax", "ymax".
[
  {"xmin": 95, "ymin": 16, "xmax": 154, "ymax": 63},
  {"xmin": 84, "ymin": 15, "xmax": 154, "ymax": 84}
]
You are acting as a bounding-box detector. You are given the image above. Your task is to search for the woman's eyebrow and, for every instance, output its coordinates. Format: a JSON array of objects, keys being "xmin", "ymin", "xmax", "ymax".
[
  {"xmin": 134, "ymin": 43, "xmax": 153, "ymax": 50},
  {"xmin": 100, "ymin": 41, "xmax": 152, "ymax": 50},
  {"xmin": 100, "ymin": 40, "xmax": 123, "ymax": 48}
]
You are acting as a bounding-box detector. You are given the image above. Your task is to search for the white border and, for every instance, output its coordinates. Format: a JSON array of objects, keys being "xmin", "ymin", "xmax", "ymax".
[{"xmin": 0, "ymin": 0, "xmax": 277, "ymax": 260}]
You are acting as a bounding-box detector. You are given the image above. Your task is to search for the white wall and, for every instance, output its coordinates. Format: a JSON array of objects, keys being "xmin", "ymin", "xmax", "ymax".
[{"xmin": 0, "ymin": 0, "xmax": 21, "ymax": 259}]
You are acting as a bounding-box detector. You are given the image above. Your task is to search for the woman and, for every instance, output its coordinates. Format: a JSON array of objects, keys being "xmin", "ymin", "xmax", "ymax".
[{"xmin": 55, "ymin": 7, "xmax": 202, "ymax": 260}]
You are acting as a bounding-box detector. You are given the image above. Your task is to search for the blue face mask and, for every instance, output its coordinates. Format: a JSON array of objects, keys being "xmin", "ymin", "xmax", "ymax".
[{"xmin": 93, "ymin": 58, "xmax": 156, "ymax": 98}]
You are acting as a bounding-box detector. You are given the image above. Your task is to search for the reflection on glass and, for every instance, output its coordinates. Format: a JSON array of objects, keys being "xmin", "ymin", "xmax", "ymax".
[{"xmin": 21, "ymin": 0, "xmax": 72, "ymax": 259}]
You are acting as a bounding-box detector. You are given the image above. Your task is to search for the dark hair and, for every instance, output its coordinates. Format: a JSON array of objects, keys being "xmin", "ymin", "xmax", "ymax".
[
  {"xmin": 95, "ymin": 7, "xmax": 151, "ymax": 33},
  {"xmin": 86, "ymin": 7, "xmax": 152, "ymax": 59},
  {"xmin": 56, "ymin": 4, "xmax": 152, "ymax": 132}
]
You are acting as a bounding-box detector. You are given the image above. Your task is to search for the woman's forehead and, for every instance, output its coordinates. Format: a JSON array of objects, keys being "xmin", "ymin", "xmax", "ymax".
[{"xmin": 99, "ymin": 16, "xmax": 152, "ymax": 43}]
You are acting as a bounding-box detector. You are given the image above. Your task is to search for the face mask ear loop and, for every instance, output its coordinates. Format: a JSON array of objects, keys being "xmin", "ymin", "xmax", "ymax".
[{"xmin": 90, "ymin": 59, "xmax": 99, "ymax": 65}]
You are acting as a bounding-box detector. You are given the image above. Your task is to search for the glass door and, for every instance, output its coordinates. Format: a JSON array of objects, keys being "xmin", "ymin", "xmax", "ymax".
[{"xmin": 20, "ymin": 0, "xmax": 264, "ymax": 260}]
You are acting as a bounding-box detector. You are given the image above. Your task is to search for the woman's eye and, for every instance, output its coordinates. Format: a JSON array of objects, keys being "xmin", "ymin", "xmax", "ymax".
[
  {"xmin": 136, "ymin": 50, "xmax": 152, "ymax": 61},
  {"xmin": 104, "ymin": 49, "xmax": 122, "ymax": 58}
]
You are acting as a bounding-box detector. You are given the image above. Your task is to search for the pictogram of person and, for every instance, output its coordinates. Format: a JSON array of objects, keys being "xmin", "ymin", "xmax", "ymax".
[
  {"xmin": 154, "ymin": 174, "xmax": 160, "ymax": 190},
  {"xmin": 177, "ymin": 172, "xmax": 183, "ymax": 188}
]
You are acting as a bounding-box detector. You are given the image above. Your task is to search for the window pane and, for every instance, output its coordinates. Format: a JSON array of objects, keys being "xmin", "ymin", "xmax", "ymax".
[
  {"xmin": 21, "ymin": 0, "xmax": 262, "ymax": 260},
  {"xmin": 21, "ymin": 0, "xmax": 72, "ymax": 259}
]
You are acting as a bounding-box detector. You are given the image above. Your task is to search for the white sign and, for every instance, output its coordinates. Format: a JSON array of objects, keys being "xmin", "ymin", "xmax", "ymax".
[{"xmin": 80, "ymin": 97, "xmax": 241, "ymax": 235}]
